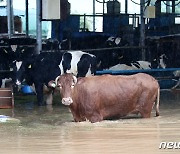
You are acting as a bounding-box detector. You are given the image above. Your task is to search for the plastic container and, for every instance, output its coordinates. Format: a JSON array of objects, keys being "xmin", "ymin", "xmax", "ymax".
[{"xmin": 21, "ymin": 85, "xmax": 34, "ymax": 94}]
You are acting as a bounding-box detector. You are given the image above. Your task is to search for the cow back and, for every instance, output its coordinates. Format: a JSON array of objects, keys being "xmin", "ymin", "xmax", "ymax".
[{"xmin": 72, "ymin": 73, "xmax": 159, "ymax": 120}]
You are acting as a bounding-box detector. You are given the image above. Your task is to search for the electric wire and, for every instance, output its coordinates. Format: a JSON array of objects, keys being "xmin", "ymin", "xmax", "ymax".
[{"xmin": 162, "ymin": 0, "xmax": 180, "ymax": 7}]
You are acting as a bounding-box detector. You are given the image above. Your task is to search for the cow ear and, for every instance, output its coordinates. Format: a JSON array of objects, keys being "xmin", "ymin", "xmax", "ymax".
[
  {"xmin": 118, "ymin": 55, "xmax": 123, "ymax": 60},
  {"xmin": 21, "ymin": 48, "xmax": 25, "ymax": 53},
  {"xmin": 115, "ymin": 37, "xmax": 121, "ymax": 45},
  {"xmin": 72, "ymin": 75, "xmax": 77, "ymax": 84},
  {"xmin": 28, "ymin": 64, "xmax": 32, "ymax": 69},
  {"xmin": 48, "ymin": 80, "xmax": 56, "ymax": 88}
]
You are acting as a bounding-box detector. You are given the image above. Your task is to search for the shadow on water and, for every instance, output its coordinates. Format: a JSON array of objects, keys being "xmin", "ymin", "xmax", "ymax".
[{"xmin": 0, "ymin": 89, "xmax": 180, "ymax": 154}]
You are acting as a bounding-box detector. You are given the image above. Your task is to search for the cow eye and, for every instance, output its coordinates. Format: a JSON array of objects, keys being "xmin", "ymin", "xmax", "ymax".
[
  {"xmin": 71, "ymin": 83, "xmax": 75, "ymax": 88},
  {"xmin": 57, "ymin": 84, "xmax": 62, "ymax": 89}
]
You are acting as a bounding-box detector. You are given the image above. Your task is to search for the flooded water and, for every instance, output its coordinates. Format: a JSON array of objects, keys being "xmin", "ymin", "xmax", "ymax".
[{"xmin": 0, "ymin": 90, "xmax": 180, "ymax": 154}]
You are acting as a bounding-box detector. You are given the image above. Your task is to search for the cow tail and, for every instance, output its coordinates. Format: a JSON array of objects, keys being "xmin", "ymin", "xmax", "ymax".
[{"xmin": 155, "ymin": 87, "xmax": 160, "ymax": 117}]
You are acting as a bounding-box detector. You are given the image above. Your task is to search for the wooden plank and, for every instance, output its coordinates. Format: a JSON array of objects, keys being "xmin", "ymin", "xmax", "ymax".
[{"xmin": 0, "ymin": 88, "xmax": 14, "ymax": 109}]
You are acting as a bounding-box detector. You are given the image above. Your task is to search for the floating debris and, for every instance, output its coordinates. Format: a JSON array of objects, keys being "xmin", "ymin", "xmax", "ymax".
[{"xmin": 0, "ymin": 115, "xmax": 20, "ymax": 124}]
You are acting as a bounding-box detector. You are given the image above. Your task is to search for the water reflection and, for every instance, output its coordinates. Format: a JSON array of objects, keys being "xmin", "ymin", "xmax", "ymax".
[{"xmin": 0, "ymin": 90, "xmax": 180, "ymax": 154}]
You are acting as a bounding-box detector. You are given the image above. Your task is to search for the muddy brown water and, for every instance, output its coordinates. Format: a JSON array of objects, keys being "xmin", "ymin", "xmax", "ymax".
[{"xmin": 0, "ymin": 90, "xmax": 180, "ymax": 154}]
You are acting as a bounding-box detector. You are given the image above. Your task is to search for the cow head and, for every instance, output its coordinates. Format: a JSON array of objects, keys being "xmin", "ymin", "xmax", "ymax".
[
  {"xmin": 106, "ymin": 36, "xmax": 121, "ymax": 47},
  {"xmin": 12, "ymin": 58, "xmax": 34, "ymax": 88},
  {"xmin": 12, "ymin": 60, "xmax": 25, "ymax": 86},
  {"xmin": 159, "ymin": 54, "xmax": 168, "ymax": 68},
  {"xmin": 42, "ymin": 38, "xmax": 60, "ymax": 51},
  {"xmin": 48, "ymin": 73, "xmax": 77, "ymax": 106},
  {"xmin": 151, "ymin": 54, "xmax": 168, "ymax": 69},
  {"xmin": 106, "ymin": 36, "xmax": 129, "ymax": 47}
]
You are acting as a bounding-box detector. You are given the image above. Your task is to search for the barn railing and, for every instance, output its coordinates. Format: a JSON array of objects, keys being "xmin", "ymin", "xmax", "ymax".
[
  {"xmin": 60, "ymin": 45, "xmax": 145, "ymax": 52},
  {"xmin": 96, "ymin": 68, "xmax": 180, "ymax": 89}
]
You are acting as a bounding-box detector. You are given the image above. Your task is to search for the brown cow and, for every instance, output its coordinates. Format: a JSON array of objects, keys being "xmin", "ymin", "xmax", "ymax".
[{"xmin": 49, "ymin": 73, "xmax": 160, "ymax": 123}]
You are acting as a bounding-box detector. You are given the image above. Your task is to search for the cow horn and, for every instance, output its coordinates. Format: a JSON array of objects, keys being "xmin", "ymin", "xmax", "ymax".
[
  {"xmin": 118, "ymin": 55, "xmax": 123, "ymax": 60},
  {"xmin": 55, "ymin": 76, "xmax": 60, "ymax": 86},
  {"xmin": 3, "ymin": 48, "xmax": 8, "ymax": 53},
  {"xmin": 72, "ymin": 75, "xmax": 77, "ymax": 84},
  {"xmin": 96, "ymin": 61, "xmax": 102, "ymax": 68}
]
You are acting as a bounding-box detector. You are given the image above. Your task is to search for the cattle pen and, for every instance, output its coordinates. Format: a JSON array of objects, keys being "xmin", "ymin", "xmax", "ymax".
[
  {"xmin": 1, "ymin": 0, "xmax": 180, "ymax": 153},
  {"xmin": 96, "ymin": 68, "xmax": 180, "ymax": 89},
  {"xmin": 0, "ymin": 78, "xmax": 180, "ymax": 154}
]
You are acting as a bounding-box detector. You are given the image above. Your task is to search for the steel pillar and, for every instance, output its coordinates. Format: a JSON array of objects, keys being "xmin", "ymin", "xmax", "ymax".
[
  {"xmin": 36, "ymin": 0, "xmax": 42, "ymax": 54},
  {"xmin": 140, "ymin": 0, "xmax": 146, "ymax": 60},
  {"xmin": 7, "ymin": 0, "xmax": 14, "ymax": 38}
]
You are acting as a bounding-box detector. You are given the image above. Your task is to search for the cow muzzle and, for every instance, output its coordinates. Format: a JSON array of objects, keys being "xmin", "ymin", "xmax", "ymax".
[
  {"xmin": 15, "ymin": 80, "xmax": 21, "ymax": 86},
  {"xmin": 62, "ymin": 97, "xmax": 73, "ymax": 106},
  {"xmin": 14, "ymin": 80, "xmax": 22, "ymax": 92}
]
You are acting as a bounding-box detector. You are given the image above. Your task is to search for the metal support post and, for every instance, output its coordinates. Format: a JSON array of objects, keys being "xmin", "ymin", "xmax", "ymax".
[
  {"xmin": 7, "ymin": 0, "xmax": 14, "ymax": 38},
  {"xmin": 25, "ymin": 0, "xmax": 29, "ymax": 36},
  {"xmin": 36, "ymin": 0, "xmax": 42, "ymax": 54},
  {"xmin": 125, "ymin": 0, "xmax": 128, "ymax": 14},
  {"xmin": 93, "ymin": 0, "xmax": 95, "ymax": 32},
  {"xmin": 140, "ymin": 0, "xmax": 146, "ymax": 60}
]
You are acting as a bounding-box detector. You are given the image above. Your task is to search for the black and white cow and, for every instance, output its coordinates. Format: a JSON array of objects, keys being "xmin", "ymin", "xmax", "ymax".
[
  {"xmin": 59, "ymin": 34, "xmax": 128, "ymax": 70},
  {"xmin": 0, "ymin": 46, "xmax": 18, "ymax": 88},
  {"xmin": 59, "ymin": 51, "xmax": 97, "ymax": 77},
  {"xmin": 0, "ymin": 37, "xmax": 36, "ymax": 88},
  {"xmin": 59, "ymin": 34, "xmax": 126, "ymax": 50},
  {"xmin": 109, "ymin": 61, "xmax": 151, "ymax": 70},
  {"xmin": 172, "ymin": 70, "xmax": 180, "ymax": 89},
  {"xmin": 92, "ymin": 36, "xmax": 128, "ymax": 70},
  {"xmin": 151, "ymin": 54, "xmax": 168, "ymax": 69},
  {"xmin": 42, "ymin": 38, "xmax": 60, "ymax": 51},
  {"xmin": 108, "ymin": 54, "xmax": 168, "ymax": 71},
  {"xmin": 13, "ymin": 50, "xmax": 97, "ymax": 106}
]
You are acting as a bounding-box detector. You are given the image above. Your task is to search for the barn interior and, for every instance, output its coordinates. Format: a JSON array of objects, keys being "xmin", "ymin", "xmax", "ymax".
[
  {"xmin": 0, "ymin": 1, "xmax": 180, "ymax": 52},
  {"xmin": 0, "ymin": 1, "xmax": 180, "ymax": 153},
  {"xmin": 0, "ymin": 0, "xmax": 180, "ymax": 88}
]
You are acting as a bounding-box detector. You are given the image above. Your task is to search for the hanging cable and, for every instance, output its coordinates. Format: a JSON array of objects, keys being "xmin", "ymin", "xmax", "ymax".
[
  {"xmin": 144, "ymin": 0, "xmax": 151, "ymax": 12},
  {"xmin": 95, "ymin": 0, "xmax": 108, "ymax": 3},
  {"xmin": 130, "ymin": 0, "xmax": 152, "ymax": 14},
  {"xmin": 130, "ymin": 0, "xmax": 150, "ymax": 6},
  {"xmin": 162, "ymin": 0, "xmax": 180, "ymax": 7}
]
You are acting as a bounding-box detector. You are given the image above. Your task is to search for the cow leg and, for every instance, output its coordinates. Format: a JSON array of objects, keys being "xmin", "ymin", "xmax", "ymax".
[
  {"xmin": 1, "ymin": 79, "xmax": 6, "ymax": 88},
  {"xmin": 172, "ymin": 79, "xmax": 180, "ymax": 89},
  {"xmin": 130, "ymin": 110, "xmax": 139, "ymax": 115},
  {"xmin": 69, "ymin": 106, "xmax": 86, "ymax": 122},
  {"xmin": 89, "ymin": 112, "xmax": 103, "ymax": 123},
  {"xmin": 71, "ymin": 113, "xmax": 85, "ymax": 122},
  {"xmin": 45, "ymin": 91, "xmax": 53, "ymax": 105},
  {"xmin": 140, "ymin": 111, "xmax": 151, "ymax": 118},
  {"xmin": 139, "ymin": 101, "xmax": 154, "ymax": 118},
  {"xmin": 35, "ymin": 83, "xmax": 45, "ymax": 106},
  {"xmin": 0, "ymin": 79, "xmax": 2, "ymax": 88}
]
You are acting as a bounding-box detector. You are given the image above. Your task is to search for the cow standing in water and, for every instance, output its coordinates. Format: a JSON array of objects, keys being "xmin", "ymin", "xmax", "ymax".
[
  {"xmin": 49, "ymin": 73, "xmax": 160, "ymax": 123},
  {"xmin": 13, "ymin": 50, "xmax": 97, "ymax": 106}
]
